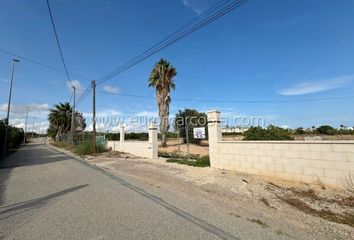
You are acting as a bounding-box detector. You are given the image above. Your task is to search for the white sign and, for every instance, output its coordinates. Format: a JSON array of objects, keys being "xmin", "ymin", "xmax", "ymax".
[{"xmin": 193, "ymin": 127, "xmax": 205, "ymax": 139}]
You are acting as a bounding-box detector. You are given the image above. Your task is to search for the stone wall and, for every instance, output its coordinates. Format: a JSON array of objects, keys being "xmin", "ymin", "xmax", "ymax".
[{"xmin": 207, "ymin": 111, "xmax": 354, "ymax": 188}]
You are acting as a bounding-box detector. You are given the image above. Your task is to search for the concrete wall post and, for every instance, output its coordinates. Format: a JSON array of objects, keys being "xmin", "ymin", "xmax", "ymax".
[
  {"xmin": 120, "ymin": 125, "xmax": 125, "ymax": 143},
  {"xmin": 148, "ymin": 122, "xmax": 158, "ymax": 159},
  {"xmin": 207, "ymin": 110, "xmax": 222, "ymax": 166}
]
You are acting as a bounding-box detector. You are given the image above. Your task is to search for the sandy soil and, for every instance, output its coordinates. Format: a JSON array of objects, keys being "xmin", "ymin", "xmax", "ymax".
[
  {"xmin": 84, "ymin": 151, "xmax": 354, "ymax": 239},
  {"xmin": 159, "ymin": 139, "xmax": 209, "ymax": 156}
]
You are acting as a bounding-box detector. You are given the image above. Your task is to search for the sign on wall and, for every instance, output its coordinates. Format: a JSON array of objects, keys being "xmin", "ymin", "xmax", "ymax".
[{"xmin": 193, "ymin": 127, "xmax": 205, "ymax": 139}]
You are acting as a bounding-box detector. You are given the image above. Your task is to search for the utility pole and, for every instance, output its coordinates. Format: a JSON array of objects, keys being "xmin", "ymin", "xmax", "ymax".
[
  {"xmin": 3, "ymin": 59, "xmax": 20, "ymax": 158},
  {"xmin": 23, "ymin": 107, "xmax": 29, "ymax": 143},
  {"xmin": 32, "ymin": 117, "xmax": 36, "ymax": 139},
  {"xmin": 70, "ymin": 86, "xmax": 76, "ymax": 145},
  {"xmin": 92, "ymin": 80, "xmax": 96, "ymax": 153},
  {"xmin": 6, "ymin": 59, "xmax": 20, "ymax": 124}
]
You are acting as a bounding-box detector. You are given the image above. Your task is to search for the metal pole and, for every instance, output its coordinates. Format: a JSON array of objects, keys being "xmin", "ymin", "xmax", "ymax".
[
  {"xmin": 23, "ymin": 107, "xmax": 29, "ymax": 143},
  {"xmin": 92, "ymin": 80, "xmax": 96, "ymax": 153}
]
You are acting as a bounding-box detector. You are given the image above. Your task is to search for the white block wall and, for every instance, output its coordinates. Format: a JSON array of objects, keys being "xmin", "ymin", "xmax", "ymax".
[
  {"xmin": 106, "ymin": 123, "xmax": 158, "ymax": 159},
  {"xmin": 207, "ymin": 111, "xmax": 354, "ymax": 188},
  {"xmin": 107, "ymin": 141, "xmax": 156, "ymax": 159}
]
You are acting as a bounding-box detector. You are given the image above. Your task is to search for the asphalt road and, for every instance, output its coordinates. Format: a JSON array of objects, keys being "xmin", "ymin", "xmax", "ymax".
[{"xmin": 0, "ymin": 143, "xmax": 241, "ymax": 240}]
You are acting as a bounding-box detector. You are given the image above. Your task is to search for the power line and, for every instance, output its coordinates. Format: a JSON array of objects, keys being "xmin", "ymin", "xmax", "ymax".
[
  {"xmin": 97, "ymin": 0, "xmax": 248, "ymax": 85},
  {"xmin": 45, "ymin": 0, "xmax": 72, "ymax": 86},
  {"xmin": 76, "ymin": 0, "xmax": 248, "ymax": 105},
  {"xmin": 80, "ymin": 88, "xmax": 354, "ymax": 104},
  {"xmin": 98, "ymin": 0, "xmax": 232, "ymax": 83},
  {"xmin": 76, "ymin": 85, "xmax": 92, "ymax": 105},
  {"xmin": 0, "ymin": 47, "xmax": 89, "ymax": 80}
]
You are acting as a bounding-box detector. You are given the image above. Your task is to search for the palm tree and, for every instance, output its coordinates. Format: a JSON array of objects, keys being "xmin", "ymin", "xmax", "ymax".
[
  {"xmin": 48, "ymin": 102, "xmax": 72, "ymax": 138},
  {"xmin": 148, "ymin": 59, "xmax": 177, "ymax": 147}
]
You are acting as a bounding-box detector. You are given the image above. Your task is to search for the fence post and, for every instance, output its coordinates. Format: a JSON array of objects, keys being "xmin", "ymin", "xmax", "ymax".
[
  {"xmin": 148, "ymin": 122, "xmax": 158, "ymax": 159},
  {"xmin": 207, "ymin": 111, "xmax": 222, "ymax": 167},
  {"xmin": 120, "ymin": 125, "xmax": 125, "ymax": 143}
]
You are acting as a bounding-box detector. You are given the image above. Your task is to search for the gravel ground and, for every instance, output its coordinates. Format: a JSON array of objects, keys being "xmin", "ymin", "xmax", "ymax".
[{"xmin": 84, "ymin": 150, "xmax": 354, "ymax": 240}]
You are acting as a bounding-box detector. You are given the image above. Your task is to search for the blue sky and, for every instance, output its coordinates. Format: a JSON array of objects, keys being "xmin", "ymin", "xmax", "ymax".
[{"xmin": 0, "ymin": 0, "xmax": 354, "ymax": 132}]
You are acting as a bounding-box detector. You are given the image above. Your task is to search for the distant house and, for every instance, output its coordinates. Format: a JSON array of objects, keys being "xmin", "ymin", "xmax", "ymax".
[
  {"xmin": 338, "ymin": 126, "xmax": 353, "ymax": 131},
  {"xmin": 222, "ymin": 126, "xmax": 249, "ymax": 134}
]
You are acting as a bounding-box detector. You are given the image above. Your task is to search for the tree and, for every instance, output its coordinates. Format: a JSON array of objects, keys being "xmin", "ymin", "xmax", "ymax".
[
  {"xmin": 47, "ymin": 102, "xmax": 86, "ymax": 139},
  {"xmin": 148, "ymin": 59, "xmax": 177, "ymax": 147},
  {"xmin": 174, "ymin": 109, "xmax": 208, "ymax": 144},
  {"xmin": 295, "ymin": 127, "xmax": 305, "ymax": 134},
  {"xmin": 316, "ymin": 125, "xmax": 336, "ymax": 135}
]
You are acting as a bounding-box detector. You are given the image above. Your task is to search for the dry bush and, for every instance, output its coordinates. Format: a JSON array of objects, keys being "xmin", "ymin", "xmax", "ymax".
[{"xmin": 341, "ymin": 172, "xmax": 354, "ymax": 193}]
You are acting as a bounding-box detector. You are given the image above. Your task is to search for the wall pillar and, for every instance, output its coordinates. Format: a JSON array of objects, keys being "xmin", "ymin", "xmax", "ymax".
[
  {"xmin": 148, "ymin": 122, "xmax": 158, "ymax": 159},
  {"xmin": 207, "ymin": 110, "xmax": 222, "ymax": 167},
  {"xmin": 120, "ymin": 125, "xmax": 125, "ymax": 143}
]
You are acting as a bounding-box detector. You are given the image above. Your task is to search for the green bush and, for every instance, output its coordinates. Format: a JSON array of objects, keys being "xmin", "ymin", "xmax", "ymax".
[
  {"xmin": 75, "ymin": 140, "xmax": 107, "ymax": 155},
  {"xmin": 294, "ymin": 127, "xmax": 305, "ymax": 135},
  {"xmin": 243, "ymin": 125, "xmax": 294, "ymax": 141},
  {"xmin": 0, "ymin": 120, "xmax": 24, "ymax": 159}
]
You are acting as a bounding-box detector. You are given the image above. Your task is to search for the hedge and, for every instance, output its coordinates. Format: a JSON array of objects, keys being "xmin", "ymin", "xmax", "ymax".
[{"xmin": 0, "ymin": 121, "xmax": 24, "ymax": 159}]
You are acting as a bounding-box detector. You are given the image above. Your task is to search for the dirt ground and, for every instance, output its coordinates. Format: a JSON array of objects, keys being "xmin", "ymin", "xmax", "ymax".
[
  {"xmin": 159, "ymin": 139, "xmax": 209, "ymax": 156},
  {"xmin": 84, "ymin": 151, "xmax": 354, "ymax": 239}
]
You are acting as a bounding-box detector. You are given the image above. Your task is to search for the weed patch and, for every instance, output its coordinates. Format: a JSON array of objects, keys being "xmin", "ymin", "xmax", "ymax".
[
  {"xmin": 75, "ymin": 141, "xmax": 107, "ymax": 155},
  {"xmin": 160, "ymin": 151, "xmax": 210, "ymax": 167},
  {"xmin": 166, "ymin": 157, "xmax": 210, "ymax": 167},
  {"xmin": 247, "ymin": 218, "xmax": 269, "ymax": 228},
  {"xmin": 51, "ymin": 140, "xmax": 107, "ymax": 156}
]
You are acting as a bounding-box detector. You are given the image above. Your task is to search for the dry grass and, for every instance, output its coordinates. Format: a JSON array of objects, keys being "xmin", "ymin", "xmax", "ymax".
[
  {"xmin": 260, "ymin": 197, "xmax": 271, "ymax": 207},
  {"xmin": 281, "ymin": 197, "xmax": 354, "ymax": 227},
  {"xmin": 341, "ymin": 172, "xmax": 354, "ymax": 193}
]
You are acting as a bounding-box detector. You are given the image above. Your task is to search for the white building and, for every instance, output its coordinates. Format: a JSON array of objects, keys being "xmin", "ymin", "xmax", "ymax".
[{"xmin": 221, "ymin": 126, "xmax": 249, "ymax": 134}]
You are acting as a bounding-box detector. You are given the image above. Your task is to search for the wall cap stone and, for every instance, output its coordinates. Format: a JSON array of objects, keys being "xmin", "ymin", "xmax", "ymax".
[{"xmin": 218, "ymin": 140, "xmax": 354, "ymax": 144}]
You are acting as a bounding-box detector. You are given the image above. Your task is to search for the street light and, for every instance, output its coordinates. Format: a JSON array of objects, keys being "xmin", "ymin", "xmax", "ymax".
[
  {"xmin": 6, "ymin": 59, "xmax": 20, "ymax": 124},
  {"xmin": 3, "ymin": 59, "xmax": 20, "ymax": 158}
]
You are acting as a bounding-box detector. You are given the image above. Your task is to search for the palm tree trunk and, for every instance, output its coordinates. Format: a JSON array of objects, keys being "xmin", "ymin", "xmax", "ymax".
[{"xmin": 158, "ymin": 90, "xmax": 169, "ymax": 147}]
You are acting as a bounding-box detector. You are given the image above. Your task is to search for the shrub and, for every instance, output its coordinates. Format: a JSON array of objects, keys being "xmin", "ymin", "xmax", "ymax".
[
  {"xmin": 75, "ymin": 140, "xmax": 107, "ymax": 155},
  {"xmin": 243, "ymin": 125, "xmax": 293, "ymax": 141}
]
